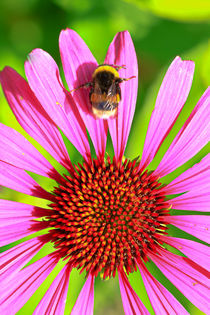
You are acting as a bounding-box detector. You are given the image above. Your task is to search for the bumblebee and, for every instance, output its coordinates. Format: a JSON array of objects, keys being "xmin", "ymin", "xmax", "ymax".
[{"xmin": 71, "ymin": 64, "xmax": 135, "ymax": 119}]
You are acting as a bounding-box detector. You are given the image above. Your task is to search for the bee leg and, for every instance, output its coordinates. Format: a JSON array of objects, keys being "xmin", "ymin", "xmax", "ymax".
[
  {"xmin": 117, "ymin": 75, "xmax": 136, "ymax": 83},
  {"xmin": 111, "ymin": 64, "xmax": 126, "ymax": 70},
  {"xmin": 70, "ymin": 82, "xmax": 92, "ymax": 93}
]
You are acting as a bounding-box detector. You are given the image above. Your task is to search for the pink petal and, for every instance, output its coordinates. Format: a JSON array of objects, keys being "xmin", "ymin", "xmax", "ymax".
[
  {"xmin": 161, "ymin": 215, "xmax": 210, "ymax": 243},
  {"xmin": 149, "ymin": 249, "xmax": 210, "ymax": 314},
  {"xmin": 0, "ymin": 254, "xmax": 58, "ymax": 314},
  {"xmin": 154, "ymin": 87, "xmax": 210, "ymax": 178},
  {"xmin": 138, "ymin": 262, "xmax": 189, "ymax": 315},
  {"xmin": 0, "ymin": 123, "xmax": 62, "ymax": 182},
  {"xmin": 0, "ymin": 220, "xmax": 48, "ymax": 247},
  {"xmin": 118, "ymin": 270, "xmax": 150, "ymax": 315},
  {"xmin": 33, "ymin": 264, "xmax": 71, "ymax": 315},
  {"xmin": 162, "ymin": 154, "xmax": 210, "ymax": 195},
  {"xmin": 0, "ymin": 237, "xmax": 44, "ymax": 283},
  {"xmin": 0, "ymin": 160, "xmax": 54, "ymax": 201},
  {"xmin": 0, "ymin": 199, "xmax": 52, "ymax": 227},
  {"xmin": 104, "ymin": 31, "xmax": 138, "ymax": 163},
  {"xmin": 71, "ymin": 274, "xmax": 95, "ymax": 315},
  {"xmin": 170, "ymin": 190, "xmax": 210, "ymax": 211},
  {"xmin": 160, "ymin": 235, "xmax": 210, "ymax": 272},
  {"xmin": 0, "ymin": 67, "xmax": 72, "ymax": 172},
  {"xmin": 25, "ymin": 49, "xmax": 91, "ymax": 162},
  {"xmin": 139, "ymin": 57, "xmax": 194, "ymax": 172},
  {"xmin": 59, "ymin": 29, "xmax": 108, "ymax": 161}
]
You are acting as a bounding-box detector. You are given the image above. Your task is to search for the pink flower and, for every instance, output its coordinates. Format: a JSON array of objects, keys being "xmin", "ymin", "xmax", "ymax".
[{"xmin": 0, "ymin": 29, "xmax": 209, "ymax": 314}]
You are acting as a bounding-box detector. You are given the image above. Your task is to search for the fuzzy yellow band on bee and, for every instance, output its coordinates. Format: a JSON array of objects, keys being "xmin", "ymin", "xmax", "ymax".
[{"xmin": 92, "ymin": 65, "xmax": 120, "ymax": 79}]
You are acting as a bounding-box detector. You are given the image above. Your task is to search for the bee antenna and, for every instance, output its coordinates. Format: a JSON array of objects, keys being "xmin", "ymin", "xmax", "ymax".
[{"xmin": 69, "ymin": 82, "xmax": 92, "ymax": 93}]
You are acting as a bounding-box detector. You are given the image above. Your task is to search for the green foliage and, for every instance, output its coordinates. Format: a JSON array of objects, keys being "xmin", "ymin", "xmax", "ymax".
[{"xmin": 126, "ymin": 0, "xmax": 210, "ymax": 21}]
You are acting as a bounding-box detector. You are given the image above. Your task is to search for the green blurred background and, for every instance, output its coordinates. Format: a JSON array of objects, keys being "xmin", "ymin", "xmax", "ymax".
[{"xmin": 0, "ymin": 0, "xmax": 209, "ymax": 314}]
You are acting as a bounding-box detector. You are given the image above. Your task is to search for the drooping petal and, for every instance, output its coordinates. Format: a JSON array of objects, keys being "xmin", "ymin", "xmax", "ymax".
[
  {"xmin": 0, "ymin": 254, "xmax": 58, "ymax": 314},
  {"xmin": 160, "ymin": 235, "xmax": 210, "ymax": 272},
  {"xmin": 104, "ymin": 31, "xmax": 138, "ymax": 163},
  {"xmin": 33, "ymin": 264, "xmax": 71, "ymax": 315},
  {"xmin": 0, "ymin": 237, "xmax": 44, "ymax": 283},
  {"xmin": 59, "ymin": 29, "xmax": 108, "ymax": 161},
  {"xmin": 0, "ymin": 199, "xmax": 52, "ymax": 227},
  {"xmin": 0, "ymin": 67, "xmax": 72, "ymax": 172},
  {"xmin": 0, "ymin": 161, "xmax": 54, "ymax": 201},
  {"xmin": 0, "ymin": 123, "xmax": 62, "ymax": 182},
  {"xmin": 154, "ymin": 87, "xmax": 210, "ymax": 178},
  {"xmin": 71, "ymin": 274, "xmax": 95, "ymax": 315},
  {"xmin": 0, "ymin": 220, "xmax": 48, "ymax": 247},
  {"xmin": 118, "ymin": 270, "xmax": 150, "ymax": 315},
  {"xmin": 149, "ymin": 249, "xmax": 210, "ymax": 314},
  {"xmin": 161, "ymin": 215, "xmax": 210, "ymax": 243},
  {"xmin": 138, "ymin": 262, "xmax": 189, "ymax": 315},
  {"xmin": 170, "ymin": 190, "xmax": 210, "ymax": 211},
  {"xmin": 25, "ymin": 49, "xmax": 91, "ymax": 162},
  {"xmin": 139, "ymin": 57, "xmax": 194, "ymax": 172},
  {"xmin": 162, "ymin": 154, "xmax": 210, "ymax": 195}
]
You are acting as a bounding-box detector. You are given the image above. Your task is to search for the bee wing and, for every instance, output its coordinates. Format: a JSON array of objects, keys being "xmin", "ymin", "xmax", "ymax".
[
  {"xmin": 103, "ymin": 100, "xmax": 112, "ymax": 110},
  {"xmin": 94, "ymin": 81, "xmax": 103, "ymax": 94},
  {"xmin": 107, "ymin": 82, "xmax": 117, "ymax": 97}
]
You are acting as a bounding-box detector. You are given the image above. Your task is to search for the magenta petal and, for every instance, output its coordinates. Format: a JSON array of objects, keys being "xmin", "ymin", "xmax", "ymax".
[
  {"xmin": 138, "ymin": 262, "xmax": 189, "ymax": 315},
  {"xmin": 71, "ymin": 274, "xmax": 95, "ymax": 315},
  {"xmin": 160, "ymin": 236, "xmax": 210, "ymax": 272},
  {"xmin": 163, "ymin": 154, "xmax": 210, "ymax": 195},
  {"xmin": 0, "ymin": 67, "xmax": 72, "ymax": 172},
  {"xmin": 161, "ymin": 215, "xmax": 210, "ymax": 243},
  {"xmin": 59, "ymin": 29, "xmax": 108, "ymax": 161},
  {"xmin": 0, "ymin": 254, "xmax": 58, "ymax": 314},
  {"xmin": 0, "ymin": 238, "xmax": 44, "ymax": 283},
  {"xmin": 0, "ymin": 221, "xmax": 33, "ymax": 247},
  {"xmin": 0, "ymin": 123, "xmax": 61, "ymax": 182},
  {"xmin": 170, "ymin": 190, "xmax": 210, "ymax": 211},
  {"xmin": 59, "ymin": 29, "xmax": 97, "ymax": 93},
  {"xmin": 118, "ymin": 270, "xmax": 150, "ymax": 315},
  {"xmin": 0, "ymin": 220, "xmax": 47, "ymax": 247},
  {"xmin": 140, "ymin": 57, "xmax": 194, "ymax": 172},
  {"xmin": 0, "ymin": 199, "xmax": 52, "ymax": 227},
  {"xmin": 104, "ymin": 31, "xmax": 138, "ymax": 163},
  {"xmin": 33, "ymin": 264, "xmax": 71, "ymax": 315},
  {"xmin": 149, "ymin": 249, "xmax": 210, "ymax": 314},
  {"xmin": 0, "ymin": 160, "xmax": 54, "ymax": 201},
  {"xmin": 154, "ymin": 87, "xmax": 210, "ymax": 178},
  {"xmin": 25, "ymin": 49, "xmax": 91, "ymax": 161}
]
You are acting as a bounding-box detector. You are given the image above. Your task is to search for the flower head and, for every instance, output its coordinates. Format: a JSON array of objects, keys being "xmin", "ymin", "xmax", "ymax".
[{"xmin": 0, "ymin": 29, "xmax": 209, "ymax": 314}]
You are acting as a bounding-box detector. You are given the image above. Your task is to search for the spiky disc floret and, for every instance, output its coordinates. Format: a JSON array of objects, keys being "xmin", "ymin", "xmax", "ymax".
[{"xmin": 48, "ymin": 157, "xmax": 169, "ymax": 279}]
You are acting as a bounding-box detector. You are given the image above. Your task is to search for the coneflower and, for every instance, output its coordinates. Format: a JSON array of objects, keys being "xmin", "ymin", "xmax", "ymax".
[{"xmin": 0, "ymin": 29, "xmax": 209, "ymax": 314}]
